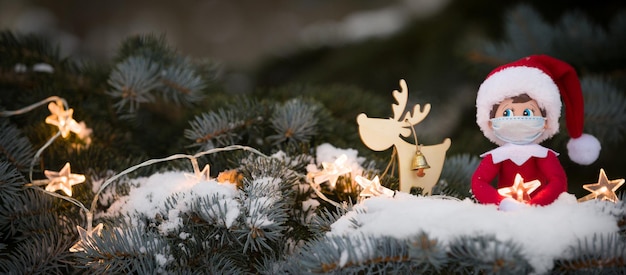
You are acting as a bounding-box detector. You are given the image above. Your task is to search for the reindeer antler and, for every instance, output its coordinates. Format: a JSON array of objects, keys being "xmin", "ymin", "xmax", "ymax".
[
  {"xmin": 392, "ymin": 79, "xmax": 409, "ymax": 120},
  {"xmin": 406, "ymin": 103, "xmax": 431, "ymax": 125},
  {"xmin": 391, "ymin": 79, "xmax": 431, "ymax": 125}
]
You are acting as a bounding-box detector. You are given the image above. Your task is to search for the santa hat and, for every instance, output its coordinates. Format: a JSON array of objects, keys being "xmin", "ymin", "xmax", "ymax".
[{"xmin": 476, "ymin": 55, "xmax": 600, "ymax": 165}]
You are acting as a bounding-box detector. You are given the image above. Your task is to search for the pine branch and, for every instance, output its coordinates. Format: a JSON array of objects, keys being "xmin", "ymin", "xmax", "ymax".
[
  {"xmin": 580, "ymin": 77, "xmax": 626, "ymax": 145},
  {"xmin": 475, "ymin": 5, "xmax": 626, "ymax": 78},
  {"xmin": 483, "ymin": 5, "xmax": 553, "ymax": 60},
  {"xmin": 114, "ymin": 34, "xmax": 175, "ymax": 64},
  {"xmin": 72, "ymin": 220, "xmax": 171, "ymax": 274},
  {"xmin": 618, "ymin": 194, "xmax": 626, "ymax": 235},
  {"xmin": 0, "ymin": 180, "xmax": 79, "ymax": 274},
  {"xmin": 267, "ymin": 152, "xmax": 320, "ymax": 226},
  {"xmin": 552, "ymin": 10, "xmax": 626, "ymax": 72},
  {"xmin": 268, "ymin": 98, "xmax": 320, "ymax": 146},
  {"xmin": 0, "ymin": 120, "xmax": 36, "ymax": 172},
  {"xmin": 168, "ymin": 249, "xmax": 246, "ymax": 275},
  {"xmin": 446, "ymin": 234, "xmax": 534, "ymax": 275},
  {"xmin": 186, "ymin": 97, "xmax": 270, "ymax": 152},
  {"xmin": 0, "ymin": 229, "xmax": 74, "ymax": 275},
  {"xmin": 279, "ymin": 233, "xmax": 447, "ymax": 274},
  {"xmin": 309, "ymin": 204, "xmax": 352, "ymax": 237},
  {"xmin": 553, "ymin": 233, "xmax": 626, "ymax": 274},
  {"xmin": 191, "ymin": 193, "xmax": 241, "ymax": 232},
  {"xmin": 190, "ymin": 194, "xmax": 242, "ymax": 248},
  {"xmin": 185, "ymin": 109, "xmax": 251, "ymax": 151},
  {"xmin": 0, "ymin": 161, "xmax": 26, "ymax": 199},
  {"xmin": 0, "ymin": 188, "xmax": 71, "ymax": 241},
  {"xmin": 107, "ymin": 56, "xmax": 160, "ymax": 116},
  {"xmin": 433, "ymin": 154, "xmax": 481, "ymax": 199},
  {"xmin": 0, "ymin": 31, "xmax": 61, "ymax": 68},
  {"xmin": 159, "ymin": 57, "xmax": 207, "ymax": 105},
  {"xmin": 478, "ymin": 5, "xmax": 626, "ymax": 68},
  {"xmin": 106, "ymin": 34, "xmax": 216, "ymax": 120},
  {"xmin": 406, "ymin": 232, "xmax": 448, "ymax": 272},
  {"xmin": 236, "ymin": 157, "xmax": 297, "ymax": 253}
]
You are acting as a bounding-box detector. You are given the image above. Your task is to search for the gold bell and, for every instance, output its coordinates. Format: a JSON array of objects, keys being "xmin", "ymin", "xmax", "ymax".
[{"xmin": 411, "ymin": 150, "xmax": 430, "ymax": 170}]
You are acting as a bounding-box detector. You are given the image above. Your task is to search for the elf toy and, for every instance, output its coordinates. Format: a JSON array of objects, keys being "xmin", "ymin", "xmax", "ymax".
[{"xmin": 471, "ymin": 55, "xmax": 601, "ymax": 210}]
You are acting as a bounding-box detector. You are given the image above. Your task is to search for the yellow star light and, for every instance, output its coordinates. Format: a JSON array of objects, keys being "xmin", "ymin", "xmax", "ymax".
[
  {"xmin": 69, "ymin": 223, "xmax": 104, "ymax": 252},
  {"xmin": 45, "ymin": 101, "xmax": 91, "ymax": 140},
  {"xmin": 578, "ymin": 169, "xmax": 624, "ymax": 203},
  {"xmin": 498, "ymin": 173, "xmax": 541, "ymax": 203},
  {"xmin": 355, "ymin": 175, "xmax": 394, "ymax": 198},
  {"xmin": 44, "ymin": 162, "xmax": 86, "ymax": 197},
  {"xmin": 312, "ymin": 154, "xmax": 352, "ymax": 188},
  {"xmin": 45, "ymin": 101, "xmax": 77, "ymax": 138},
  {"xmin": 185, "ymin": 164, "xmax": 212, "ymax": 182},
  {"xmin": 196, "ymin": 164, "xmax": 211, "ymax": 181},
  {"xmin": 70, "ymin": 120, "xmax": 92, "ymax": 140}
]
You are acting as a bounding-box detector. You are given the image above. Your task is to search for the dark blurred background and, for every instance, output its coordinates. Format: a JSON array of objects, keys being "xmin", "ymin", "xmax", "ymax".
[
  {"xmin": 4, "ymin": 0, "xmax": 621, "ymax": 126},
  {"xmin": 2, "ymin": 0, "xmax": 624, "ymax": 85}
]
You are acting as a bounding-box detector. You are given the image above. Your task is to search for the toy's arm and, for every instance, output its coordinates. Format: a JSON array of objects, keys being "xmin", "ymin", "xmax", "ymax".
[
  {"xmin": 528, "ymin": 151, "xmax": 568, "ymax": 206},
  {"xmin": 471, "ymin": 154, "xmax": 504, "ymax": 205}
]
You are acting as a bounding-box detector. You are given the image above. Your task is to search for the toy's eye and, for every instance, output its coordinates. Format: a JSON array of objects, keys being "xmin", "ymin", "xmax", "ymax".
[
  {"xmin": 523, "ymin": 108, "xmax": 534, "ymax": 116},
  {"xmin": 502, "ymin": 109, "xmax": 513, "ymax": 117}
]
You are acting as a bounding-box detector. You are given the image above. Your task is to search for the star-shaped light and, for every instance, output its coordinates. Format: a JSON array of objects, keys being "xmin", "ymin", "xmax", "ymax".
[
  {"xmin": 71, "ymin": 121, "xmax": 92, "ymax": 141},
  {"xmin": 69, "ymin": 223, "xmax": 104, "ymax": 252},
  {"xmin": 498, "ymin": 173, "xmax": 541, "ymax": 202},
  {"xmin": 184, "ymin": 164, "xmax": 211, "ymax": 182},
  {"xmin": 311, "ymin": 154, "xmax": 352, "ymax": 188},
  {"xmin": 44, "ymin": 162, "xmax": 86, "ymax": 197},
  {"xmin": 355, "ymin": 175, "xmax": 395, "ymax": 198},
  {"xmin": 45, "ymin": 101, "xmax": 91, "ymax": 139},
  {"xmin": 578, "ymin": 169, "xmax": 624, "ymax": 203}
]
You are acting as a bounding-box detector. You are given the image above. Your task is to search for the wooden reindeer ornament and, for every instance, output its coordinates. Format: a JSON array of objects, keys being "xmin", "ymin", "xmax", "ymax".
[{"xmin": 356, "ymin": 79, "xmax": 451, "ymax": 194}]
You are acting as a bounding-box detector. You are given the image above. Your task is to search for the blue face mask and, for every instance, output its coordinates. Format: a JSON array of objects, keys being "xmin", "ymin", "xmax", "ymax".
[{"xmin": 490, "ymin": 116, "xmax": 546, "ymax": 145}]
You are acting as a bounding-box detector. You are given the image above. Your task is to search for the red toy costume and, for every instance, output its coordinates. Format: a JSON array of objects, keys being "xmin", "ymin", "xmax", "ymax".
[
  {"xmin": 472, "ymin": 55, "xmax": 601, "ymax": 208},
  {"xmin": 472, "ymin": 143, "xmax": 567, "ymax": 206}
]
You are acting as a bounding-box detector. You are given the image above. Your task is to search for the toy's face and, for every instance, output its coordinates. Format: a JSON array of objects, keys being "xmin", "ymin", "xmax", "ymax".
[{"xmin": 488, "ymin": 98, "xmax": 547, "ymax": 145}]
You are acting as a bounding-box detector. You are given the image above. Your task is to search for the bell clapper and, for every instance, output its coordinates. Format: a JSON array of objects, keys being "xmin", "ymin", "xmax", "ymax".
[{"xmin": 416, "ymin": 168, "xmax": 426, "ymax": 177}]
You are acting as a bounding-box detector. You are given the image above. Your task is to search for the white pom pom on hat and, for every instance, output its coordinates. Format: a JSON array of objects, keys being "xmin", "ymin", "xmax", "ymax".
[
  {"xmin": 476, "ymin": 55, "xmax": 601, "ymax": 165},
  {"xmin": 567, "ymin": 133, "xmax": 601, "ymax": 165}
]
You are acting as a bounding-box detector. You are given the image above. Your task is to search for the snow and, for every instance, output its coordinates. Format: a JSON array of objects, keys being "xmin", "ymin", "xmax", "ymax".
[
  {"xmin": 179, "ymin": 232, "xmax": 190, "ymax": 240},
  {"xmin": 315, "ymin": 143, "xmax": 365, "ymax": 170},
  {"xmin": 102, "ymin": 171, "xmax": 239, "ymax": 233},
  {"xmin": 13, "ymin": 62, "xmax": 54, "ymax": 73},
  {"xmin": 339, "ymin": 250, "xmax": 349, "ymax": 267},
  {"xmin": 32, "ymin": 63, "xmax": 54, "ymax": 73},
  {"xmin": 154, "ymin": 253, "xmax": 170, "ymax": 267},
  {"xmin": 302, "ymin": 198, "xmax": 320, "ymax": 212},
  {"xmin": 328, "ymin": 192, "xmax": 621, "ymax": 274},
  {"xmin": 14, "ymin": 63, "xmax": 27, "ymax": 73}
]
